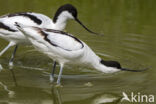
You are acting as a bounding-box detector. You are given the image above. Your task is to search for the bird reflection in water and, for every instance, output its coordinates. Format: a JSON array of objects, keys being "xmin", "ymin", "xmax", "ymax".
[
  {"xmin": 51, "ymin": 85, "xmax": 62, "ymax": 104},
  {"xmin": 91, "ymin": 93, "xmax": 121, "ymax": 104},
  {"xmin": 9, "ymin": 66, "xmax": 18, "ymax": 86},
  {"xmin": 5, "ymin": 66, "xmax": 121, "ymax": 104},
  {"xmin": 50, "ymin": 84, "xmax": 121, "ymax": 104}
]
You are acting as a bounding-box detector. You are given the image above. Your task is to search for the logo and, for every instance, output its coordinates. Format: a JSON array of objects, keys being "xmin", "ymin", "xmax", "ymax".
[{"xmin": 121, "ymin": 92, "xmax": 155, "ymax": 103}]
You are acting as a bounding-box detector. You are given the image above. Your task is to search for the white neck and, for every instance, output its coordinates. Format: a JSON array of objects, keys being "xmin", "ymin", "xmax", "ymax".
[
  {"xmin": 92, "ymin": 60, "xmax": 120, "ymax": 73},
  {"xmin": 82, "ymin": 45, "xmax": 120, "ymax": 73},
  {"xmin": 53, "ymin": 11, "xmax": 73, "ymax": 30}
]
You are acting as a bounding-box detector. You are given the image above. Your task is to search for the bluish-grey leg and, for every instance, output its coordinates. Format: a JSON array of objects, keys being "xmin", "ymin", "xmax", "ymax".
[
  {"xmin": 50, "ymin": 61, "xmax": 57, "ymax": 82},
  {"xmin": 0, "ymin": 42, "xmax": 16, "ymax": 56},
  {"xmin": 56, "ymin": 64, "xmax": 64, "ymax": 85},
  {"xmin": 9, "ymin": 45, "xmax": 18, "ymax": 67}
]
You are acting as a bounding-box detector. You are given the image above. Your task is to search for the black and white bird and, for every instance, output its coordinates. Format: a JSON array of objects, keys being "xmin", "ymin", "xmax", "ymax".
[
  {"xmin": 15, "ymin": 22, "xmax": 145, "ymax": 85},
  {"xmin": 0, "ymin": 4, "xmax": 101, "ymax": 67}
]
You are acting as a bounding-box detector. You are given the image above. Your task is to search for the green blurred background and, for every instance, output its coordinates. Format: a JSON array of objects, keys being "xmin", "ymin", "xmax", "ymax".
[{"xmin": 0, "ymin": 0, "xmax": 155, "ymax": 104}]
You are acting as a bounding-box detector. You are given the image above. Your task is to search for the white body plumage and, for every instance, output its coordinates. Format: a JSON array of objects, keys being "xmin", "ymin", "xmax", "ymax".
[
  {"xmin": 17, "ymin": 25, "xmax": 120, "ymax": 74},
  {"xmin": 0, "ymin": 12, "xmax": 71, "ymax": 44},
  {"xmin": 0, "ymin": 4, "xmax": 101, "ymax": 66},
  {"xmin": 16, "ymin": 23, "xmax": 143, "ymax": 84}
]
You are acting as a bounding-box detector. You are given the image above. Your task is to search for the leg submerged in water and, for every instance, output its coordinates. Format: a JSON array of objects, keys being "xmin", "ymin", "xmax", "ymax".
[
  {"xmin": 50, "ymin": 61, "xmax": 57, "ymax": 82},
  {"xmin": 10, "ymin": 69, "xmax": 18, "ymax": 86},
  {"xmin": 57, "ymin": 64, "xmax": 64, "ymax": 85},
  {"xmin": 9, "ymin": 45, "xmax": 18, "ymax": 67}
]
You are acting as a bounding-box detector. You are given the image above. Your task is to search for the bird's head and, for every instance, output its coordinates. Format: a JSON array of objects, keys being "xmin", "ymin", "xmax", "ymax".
[{"xmin": 53, "ymin": 4, "xmax": 103, "ymax": 35}]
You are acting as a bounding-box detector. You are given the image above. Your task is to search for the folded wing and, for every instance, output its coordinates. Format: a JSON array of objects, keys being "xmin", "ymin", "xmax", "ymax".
[{"xmin": 41, "ymin": 29, "xmax": 84, "ymax": 51}]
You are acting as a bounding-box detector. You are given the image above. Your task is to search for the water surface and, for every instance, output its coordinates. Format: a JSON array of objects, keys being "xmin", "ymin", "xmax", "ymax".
[{"xmin": 0, "ymin": 0, "xmax": 156, "ymax": 104}]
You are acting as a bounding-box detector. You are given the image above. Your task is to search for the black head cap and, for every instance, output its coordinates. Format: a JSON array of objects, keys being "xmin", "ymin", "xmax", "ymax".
[
  {"xmin": 100, "ymin": 59, "xmax": 121, "ymax": 69},
  {"xmin": 53, "ymin": 4, "xmax": 77, "ymax": 23}
]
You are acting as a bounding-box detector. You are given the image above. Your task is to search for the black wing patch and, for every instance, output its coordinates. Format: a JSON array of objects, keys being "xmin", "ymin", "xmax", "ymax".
[
  {"xmin": 7, "ymin": 12, "xmax": 42, "ymax": 25},
  {"xmin": 40, "ymin": 30, "xmax": 58, "ymax": 47},
  {"xmin": 40, "ymin": 30, "xmax": 84, "ymax": 51},
  {"xmin": 45, "ymin": 29, "xmax": 84, "ymax": 47},
  {"xmin": 0, "ymin": 22, "xmax": 17, "ymax": 32}
]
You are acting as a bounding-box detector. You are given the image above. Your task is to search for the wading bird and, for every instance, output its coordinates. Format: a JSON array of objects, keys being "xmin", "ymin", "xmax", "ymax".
[
  {"xmin": 15, "ymin": 22, "xmax": 144, "ymax": 85},
  {"xmin": 0, "ymin": 4, "xmax": 101, "ymax": 68}
]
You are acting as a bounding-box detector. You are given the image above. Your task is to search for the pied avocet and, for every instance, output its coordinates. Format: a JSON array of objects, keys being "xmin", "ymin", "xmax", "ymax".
[
  {"xmin": 0, "ymin": 4, "xmax": 101, "ymax": 68},
  {"xmin": 15, "ymin": 22, "xmax": 145, "ymax": 85}
]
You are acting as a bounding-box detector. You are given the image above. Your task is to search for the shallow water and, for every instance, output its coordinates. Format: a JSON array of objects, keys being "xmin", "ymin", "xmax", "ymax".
[{"xmin": 0, "ymin": 0, "xmax": 156, "ymax": 104}]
